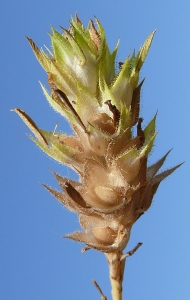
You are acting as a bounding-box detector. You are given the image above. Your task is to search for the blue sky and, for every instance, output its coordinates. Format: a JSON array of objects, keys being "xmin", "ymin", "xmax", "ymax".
[{"xmin": 1, "ymin": 1, "xmax": 190, "ymax": 299}]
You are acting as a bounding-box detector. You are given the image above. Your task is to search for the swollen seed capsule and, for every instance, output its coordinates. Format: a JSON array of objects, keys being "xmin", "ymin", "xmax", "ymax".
[
  {"xmin": 92, "ymin": 226, "xmax": 117, "ymax": 245},
  {"xmin": 94, "ymin": 186, "xmax": 121, "ymax": 206}
]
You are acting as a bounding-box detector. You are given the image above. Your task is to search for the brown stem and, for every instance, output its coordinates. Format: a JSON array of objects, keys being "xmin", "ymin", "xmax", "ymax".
[
  {"xmin": 120, "ymin": 242, "xmax": 143, "ymax": 261},
  {"xmin": 92, "ymin": 279, "xmax": 107, "ymax": 300}
]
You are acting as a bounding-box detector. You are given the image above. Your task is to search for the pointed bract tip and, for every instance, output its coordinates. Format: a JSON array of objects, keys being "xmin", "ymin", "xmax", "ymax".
[{"xmin": 25, "ymin": 36, "xmax": 33, "ymax": 45}]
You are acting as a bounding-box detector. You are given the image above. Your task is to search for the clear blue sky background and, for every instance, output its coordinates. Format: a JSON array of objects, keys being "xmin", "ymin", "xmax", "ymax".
[{"xmin": 1, "ymin": 1, "xmax": 190, "ymax": 299}]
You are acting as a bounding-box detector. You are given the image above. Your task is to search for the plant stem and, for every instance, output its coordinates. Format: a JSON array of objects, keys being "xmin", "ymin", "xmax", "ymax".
[
  {"xmin": 105, "ymin": 252, "xmax": 125, "ymax": 300},
  {"xmin": 92, "ymin": 279, "xmax": 107, "ymax": 300}
]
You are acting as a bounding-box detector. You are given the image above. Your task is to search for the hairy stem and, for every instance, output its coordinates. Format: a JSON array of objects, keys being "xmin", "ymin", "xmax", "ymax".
[
  {"xmin": 105, "ymin": 243, "xmax": 143, "ymax": 299},
  {"xmin": 105, "ymin": 252, "xmax": 125, "ymax": 300}
]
